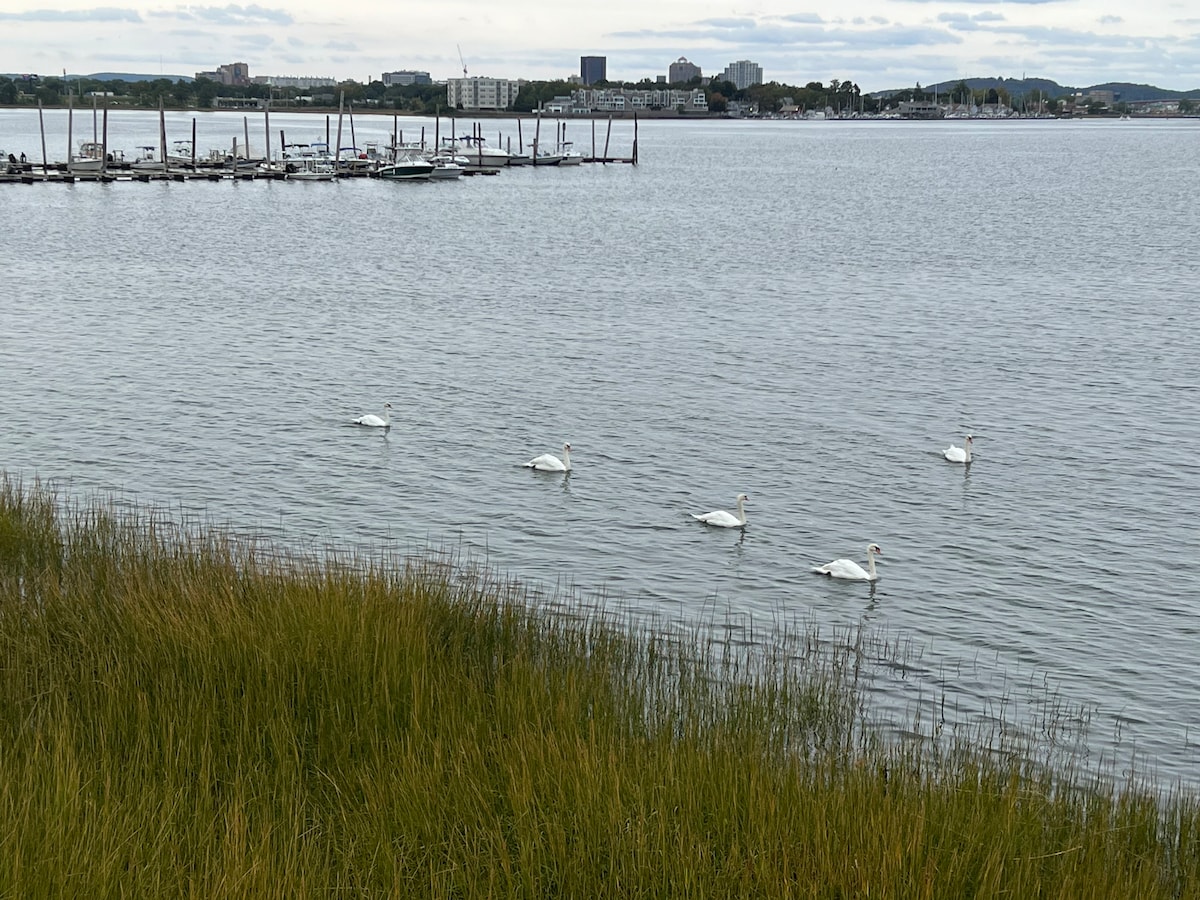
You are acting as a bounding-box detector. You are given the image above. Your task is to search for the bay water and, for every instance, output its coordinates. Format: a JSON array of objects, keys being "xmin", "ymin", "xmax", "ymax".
[{"xmin": 2, "ymin": 108, "xmax": 1198, "ymax": 785}]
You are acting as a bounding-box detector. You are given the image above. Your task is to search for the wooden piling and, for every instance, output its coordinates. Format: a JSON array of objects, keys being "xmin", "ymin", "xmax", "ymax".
[
  {"xmin": 38, "ymin": 99, "xmax": 48, "ymax": 177},
  {"xmin": 633, "ymin": 112, "xmax": 638, "ymax": 165},
  {"xmin": 602, "ymin": 115, "xmax": 612, "ymax": 163},
  {"xmin": 335, "ymin": 93, "xmax": 344, "ymax": 175},
  {"xmin": 191, "ymin": 119, "xmax": 197, "ymax": 168},
  {"xmin": 157, "ymin": 99, "xmax": 167, "ymax": 173}
]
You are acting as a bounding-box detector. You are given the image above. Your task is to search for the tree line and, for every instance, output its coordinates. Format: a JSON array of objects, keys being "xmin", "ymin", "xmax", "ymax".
[{"xmin": 5, "ymin": 73, "xmax": 1186, "ymax": 116}]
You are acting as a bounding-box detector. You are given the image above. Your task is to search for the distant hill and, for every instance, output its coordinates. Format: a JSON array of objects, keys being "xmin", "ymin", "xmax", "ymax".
[
  {"xmin": 83, "ymin": 72, "xmax": 195, "ymax": 83},
  {"xmin": 912, "ymin": 77, "xmax": 1200, "ymax": 102}
]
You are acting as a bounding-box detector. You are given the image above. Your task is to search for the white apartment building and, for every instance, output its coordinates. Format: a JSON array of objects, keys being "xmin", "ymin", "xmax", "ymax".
[
  {"xmin": 447, "ymin": 77, "xmax": 523, "ymax": 110},
  {"xmin": 720, "ymin": 60, "xmax": 763, "ymax": 90},
  {"xmin": 252, "ymin": 75, "xmax": 336, "ymax": 89}
]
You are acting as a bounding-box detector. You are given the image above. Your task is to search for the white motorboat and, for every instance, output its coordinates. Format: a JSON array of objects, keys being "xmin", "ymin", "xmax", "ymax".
[
  {"xmin": 530, "ymin": 147, "xmax": 563, "ymax": 166},
  {"xmin": 558, "ymin": 141, "xmax": 583, "ymax": 165},
  {"xmin": 69, "ymin": 141, "xmax": 123, "ymax": 173},
  {"xmin": 280, "ymin": 143, "xmax": 337, "ymax": 181},
  {"xmin": 131, "ymin": 146, "xmax": 166, "ymax": 171},
  {"xmin": 428, "ymin": 153, "xmax": 466, "ymax": 180},
  {"xmin": 445, "ymin": 136, "xmax": 513, "ymax": 170}
]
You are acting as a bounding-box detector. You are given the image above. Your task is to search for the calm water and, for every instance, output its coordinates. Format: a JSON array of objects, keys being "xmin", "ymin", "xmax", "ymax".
[{"xmin": 3, "ymin": 109, "xmax": 1199, "ymax": 785}]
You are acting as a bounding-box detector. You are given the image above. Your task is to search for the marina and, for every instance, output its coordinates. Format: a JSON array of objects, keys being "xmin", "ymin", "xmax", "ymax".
[{"xmin": 0, "ymin": 100, "xmax": 638, "ymax": 184}]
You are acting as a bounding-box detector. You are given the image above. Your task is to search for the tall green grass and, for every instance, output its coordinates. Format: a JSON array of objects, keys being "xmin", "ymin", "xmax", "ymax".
[{"xmin": 1, "ymin": 474, "xmax": 1198, "ymax": 897}]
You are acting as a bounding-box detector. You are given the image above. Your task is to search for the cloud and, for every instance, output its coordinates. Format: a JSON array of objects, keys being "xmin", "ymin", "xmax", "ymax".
[
  {"xmin": 1098, "ymin": 15, "xmax": 1123, "ymax": 25},
  {"xmin": 153, "ymin": 4, "xmax": 292, "ymax": 25},
  {"xmin": 939, "ymin": 11, "xmax": 1006, "ymax": 31},
  {"xmin": 0, "ymin": 7, "xmax": 141, "ymax": 22}
]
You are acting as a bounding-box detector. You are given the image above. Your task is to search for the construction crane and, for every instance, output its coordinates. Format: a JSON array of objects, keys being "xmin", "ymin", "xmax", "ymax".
[{"xmin": 457, "ymin": 45, "xmax": 468, "ymax": 77}]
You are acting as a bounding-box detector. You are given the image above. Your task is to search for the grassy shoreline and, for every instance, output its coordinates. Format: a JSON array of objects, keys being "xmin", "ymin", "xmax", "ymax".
[{"xmin": 1, "ymin": 475, "xmax": 1197, "ymax": 897}]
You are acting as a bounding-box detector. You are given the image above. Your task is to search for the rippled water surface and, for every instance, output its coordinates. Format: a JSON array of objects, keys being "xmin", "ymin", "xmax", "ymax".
[{"xmin": 3, "ymin": 109, "xmax": 1199, "ymax": 784}]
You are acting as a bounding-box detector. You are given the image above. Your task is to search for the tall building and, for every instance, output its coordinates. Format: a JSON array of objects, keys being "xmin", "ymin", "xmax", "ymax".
[
  {"xmin": 195, "ymin": 62, "xmax": 250, "ymax": 86},
  {"xmin": 720, "ymin": 60, "xmax": 763, "ymax": 90},
  {"xmin": 669, "ymin": 57, "xmax": 701, "ymax": 84},
  {"xmin": 383, "ymin": 70, "xmax": 432, "ymax": 86},
  {"xmin": 580, "ymin": 56, "xmax": 607, "ymax": 86},
  {"xmin": 446, "ymin": 77, "xmax": 522, "ymax": 110}
]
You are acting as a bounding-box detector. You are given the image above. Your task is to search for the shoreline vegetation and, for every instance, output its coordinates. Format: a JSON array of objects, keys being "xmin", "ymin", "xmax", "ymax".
[{"xmin": 2, "ymin": 474, "xmax": 1199, "ymax": 896}]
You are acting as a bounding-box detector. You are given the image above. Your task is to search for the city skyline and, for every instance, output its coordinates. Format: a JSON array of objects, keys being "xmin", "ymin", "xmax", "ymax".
[{"xmin": 1, "ymin": 0, "xmax": 1199, "ymax": 92}]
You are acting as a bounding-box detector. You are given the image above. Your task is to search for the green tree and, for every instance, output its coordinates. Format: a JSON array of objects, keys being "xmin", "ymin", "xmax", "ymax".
[{"xmin": 1179, "ymin": 98, "xmax": 1196, "ymax": 114}]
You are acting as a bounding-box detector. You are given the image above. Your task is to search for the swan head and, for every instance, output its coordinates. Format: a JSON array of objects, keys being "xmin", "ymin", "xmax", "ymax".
[
  {"xmin": 965, "ymin": 434, "xmax": 972, "ymax": 443},
  {"xmin": 867, "ymin": 543, "xmax": 882, "ymax": 555},
  {"xmin": 384, "ymin": 402, "xmax": 393, "ymax": 409},
  {"xmin": 736, "ymin": 493, "xmax": 749, "ymax": 501}
]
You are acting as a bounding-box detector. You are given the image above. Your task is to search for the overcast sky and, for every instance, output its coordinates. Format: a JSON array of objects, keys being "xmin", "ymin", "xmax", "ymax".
[{"xmin": 2, "ymin": 0, "xmax": 1199, "ymax": 92}]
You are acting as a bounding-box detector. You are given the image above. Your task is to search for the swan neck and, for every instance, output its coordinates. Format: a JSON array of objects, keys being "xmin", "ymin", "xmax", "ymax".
[
  {"xmin": 562, "ymin": 446, "xmax": 571, "ymax": 469},
  {"xmin": 736, "ymin": 497, "xmax": 746, "ymax": 524},
  {"xmin": 867, "ymin": 550, "xmax": 876, "ymax": 577},
  {"xmin": 964, "ymin": 442, "xmax": 971, "ymax": 462}
]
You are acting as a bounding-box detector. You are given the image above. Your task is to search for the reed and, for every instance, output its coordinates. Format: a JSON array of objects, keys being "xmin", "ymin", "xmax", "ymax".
[{"xmin": 1, "ymin": 474, "xmax": 1197, "ymax": 897}]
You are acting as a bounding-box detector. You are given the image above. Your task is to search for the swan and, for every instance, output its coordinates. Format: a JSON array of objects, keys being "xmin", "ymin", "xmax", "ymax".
[
  {"xmin": 525, "ymin": 442, "xmax": 571, "ymax": 472},
  {"xmin": 691, "ymin": 493, "xmax": 748, "ymax": 529},
  {"xmin": 943, "ymin": 434, "xmax": 973, "ymax": 463},
  {"xmin": 812, "ymin": 544, "xmax": 882, "ymax": 581},
  {"xmin": 354, "ymin": 402, "xmax": 393, "ymax": 428}
]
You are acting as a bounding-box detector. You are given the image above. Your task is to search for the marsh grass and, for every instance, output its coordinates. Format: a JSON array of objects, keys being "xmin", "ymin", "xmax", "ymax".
[{"xmin": 2, "ymin": 474, "xmax": 1198, "ymax": 897}]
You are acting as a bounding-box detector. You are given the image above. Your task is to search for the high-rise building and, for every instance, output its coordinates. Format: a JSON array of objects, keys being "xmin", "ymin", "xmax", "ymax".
[
  {"xmin": 669, "ymin": 57, "xmax": 701, "ymax": 84},
  {"xmin": 580, "ymin": 56, "xmax": 607, "ymax": 86},
  {"xmin": 195, "ymin": 62, "xmax": 250, "ymax": 86},
  {"xmin": 719, "ymin": 60, "xmax": 763, "ymax": 90}
]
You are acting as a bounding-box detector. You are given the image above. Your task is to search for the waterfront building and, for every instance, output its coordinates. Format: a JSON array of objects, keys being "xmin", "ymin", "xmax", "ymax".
[
  {"xmin": 382, "ymin": 70, "xmax": 432, "ymax": 86},
  {"xmin": 252, "ymin": 75, "xmax": 336, "ymax": 89},
  {"xmin": 569, "ymin": 87, "xmax": 707, "ymax": 114},
  {"xmin": 195, "ymin": 62, "xmax": 250, "ymax": 86},
  {"xmin": 447, "ymin": 76, "xmax": 522, "ymax": 110},
  {"xmin": 580, "ymin": 56, "xmax": 607, "ymax": 86},
  {"xmin": 719, "ymin": 60, "xmax": 763, "ymax": 90},
  {"xmin": 669, "ymin": 57, "xmax": 701, "ymax": 84}
]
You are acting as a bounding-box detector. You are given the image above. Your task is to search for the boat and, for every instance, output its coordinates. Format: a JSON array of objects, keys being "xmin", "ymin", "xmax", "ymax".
[
  {"xmin": 337, "ymin": 144, "xmax": 379, "ymax": 175},
  {"xmin": 168, "ymin": 139, "xmax": 196, "ymax": 169},
  {"xmin": 445, "ymin": 135, "xmax": 514, "ymax": 170},
  {"xmin": 558, "ymin": 141, "xmax": 583, "ymax": 166},
  {"xmin": 378, "ymin": 146, "xmax": 434, "ymax": 181},
  {"xmin": 131, "ymin": 146, "xmax": 166, "ymax": 171},
  {"xmin": 280, "ymin": 143, "xmax": 337, "ymax": 181},
  {"xmin": 530, "ymin": 146, "xmax": 563, "ymax": 166},
  {"xmin": 69, "ymin": 141, "xmax": 123, "ymax": 173},
  {"xmin": 428, "ymin": 153, "xmax": 466, "ymax": 180}
]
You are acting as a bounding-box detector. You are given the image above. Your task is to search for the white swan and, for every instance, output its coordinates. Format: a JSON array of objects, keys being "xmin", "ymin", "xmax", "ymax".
[
  {"xmin": 354, "ymin": 402, "xmax": 393, "ymax": 428},
  {"xmin": 691, "ymin": 493, "xmax": 748, "ymax": 529},
  {"xmin": 812, "ymin": 544, "xmax": 882, "ymax": 581},
  {"xmin": 525, "ymin": 442, "xmax": 571, "ymax": 472},
  {"xmin": 943, "ymin": 434, "xmax": 973, "ymax": 463}
]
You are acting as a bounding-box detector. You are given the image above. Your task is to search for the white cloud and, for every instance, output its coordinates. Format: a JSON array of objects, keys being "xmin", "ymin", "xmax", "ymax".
[{"xmin": 0, "ymin": 0, "xmax": 1198, "ymax": 92}]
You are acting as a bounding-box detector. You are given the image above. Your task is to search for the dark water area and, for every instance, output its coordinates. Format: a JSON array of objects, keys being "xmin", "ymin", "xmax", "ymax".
[{"xmin": 3, "ymin": 109, "xmax": 1199, "ymax": 785}]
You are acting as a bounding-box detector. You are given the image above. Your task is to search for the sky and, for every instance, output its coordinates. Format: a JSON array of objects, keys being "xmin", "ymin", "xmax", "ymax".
[{"xmin": 2, "ymin": 0, "xmax": 1199, "ymax": 93}]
